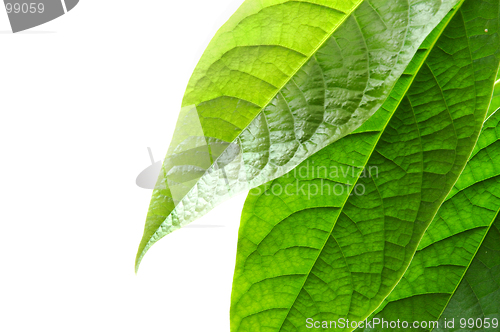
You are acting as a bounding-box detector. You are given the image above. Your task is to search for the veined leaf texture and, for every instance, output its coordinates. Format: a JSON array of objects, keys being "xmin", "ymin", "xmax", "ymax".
[
  {"xmin": 137, "ymin": 0, "xmax": 469, "ymax": 271},
  {"xmin": 356, "ymin": 110, "xmax": 500, "ymax": 331},
  {"xmin": 230, "ymin": 0, "xmax": 500, "ymax": 330}
]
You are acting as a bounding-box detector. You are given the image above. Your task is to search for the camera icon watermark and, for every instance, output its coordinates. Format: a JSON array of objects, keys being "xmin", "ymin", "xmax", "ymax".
[{"xmin": 136, "ymin": 147, "xmax": 162, "ymax": 190}]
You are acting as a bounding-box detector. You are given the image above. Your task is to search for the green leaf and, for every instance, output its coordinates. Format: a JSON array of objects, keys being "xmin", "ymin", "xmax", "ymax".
[
  {"xmin": 230, "ymin": 0, "xmax": 500, "ymax": 330},
  {"xmin": 435, "ymin": 223, "xmax": 500, "ymax": 332},
  {"xmin": 136, "ymin": 0, "xmax": 466, "ymax": 271},
  {"xmin": 355, "ymin": 110, "xmax": 500, "ymax": 332}
]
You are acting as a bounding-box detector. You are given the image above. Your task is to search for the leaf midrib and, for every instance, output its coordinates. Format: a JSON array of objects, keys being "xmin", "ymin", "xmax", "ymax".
[
  {"xmin": 137, "ymin": 1, "xmax": 368, "ymax": 272},
  {"xmin": 350, "ymin": 2, "xmax": 493, "ymax": 329},
  {"xmin": 265, "ymin": 4, "xmax": 469, "ymax": 331}
]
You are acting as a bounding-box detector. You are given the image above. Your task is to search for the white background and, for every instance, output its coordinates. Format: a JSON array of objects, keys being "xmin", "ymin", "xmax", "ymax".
[{"xmin": 0, "ymin": 0, "xmax": 249, "ymax": 331}]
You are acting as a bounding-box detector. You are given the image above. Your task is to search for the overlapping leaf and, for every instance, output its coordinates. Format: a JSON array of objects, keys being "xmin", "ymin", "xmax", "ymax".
[
  {"xmin": 357, "ymin": 110, "xmax": 500, "ymax": 332},
  {"xmin": 136, "ymin": 0, "xmax": 465, "ymax": 270},
  {"xmin": 230, "ymin": 0, "xmax": 500, "ymax": 330}
]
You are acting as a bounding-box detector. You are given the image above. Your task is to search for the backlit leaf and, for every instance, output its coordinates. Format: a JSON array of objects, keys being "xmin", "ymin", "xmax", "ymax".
[
  {"xmin": 230, "ymin": 1, "xmax": 500, "ymax": 330},
  {"xmin": 356, "ymin": 110, "xmax": 500, "ymax": 332},
  {"xmin": 136, "ymin": 0, "xmax": 467, "ymax": 270}
]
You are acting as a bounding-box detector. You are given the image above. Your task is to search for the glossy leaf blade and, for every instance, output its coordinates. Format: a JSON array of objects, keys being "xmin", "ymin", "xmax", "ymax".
[
  {"xmin": 357, "ymin": 110, "xmax": 500, "ymax": 332},
  {"xmin": 230, "ymin": 0, "xmax": 500, "ymax": 330},
  {"xmin": 137, "ymin": 0, "xmax": 464, "ymax": 271},
  {"xmin": 435, "ymin": 220, "xmax": 500, "ymax": 332}
]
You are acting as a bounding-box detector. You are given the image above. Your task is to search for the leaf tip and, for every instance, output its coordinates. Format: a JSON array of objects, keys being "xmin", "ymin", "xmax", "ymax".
[{"xmin": 134, "ymin": 237, "xmax": 151, "ymax": 274}]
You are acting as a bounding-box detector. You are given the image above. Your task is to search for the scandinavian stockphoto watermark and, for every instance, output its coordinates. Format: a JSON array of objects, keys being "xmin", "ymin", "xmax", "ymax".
[
  {"xmin": 250, "ymin": 161, "xmax": 379, "ymax": 199},
  {"xmin": 306, "ymin": 317, "xmax": 499, "ymax": 330},
  {"xmin": 136, "ymin": 147, "xmax": 380, "ymax": 200}
]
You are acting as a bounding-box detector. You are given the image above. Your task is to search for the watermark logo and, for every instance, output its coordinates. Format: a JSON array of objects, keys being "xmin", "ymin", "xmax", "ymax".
[
  {"xmin": 251, "ymin": 161, "xmax": 379, "ymax": 199},
  {"xmin": 135, "ymin": 147, "xmax": 380, "ymax": 200},
  {"xmin": 3, "ymin": 0, "xmax": 79, "ymax": 33},
  {"xmin": 136, "ymin": 148, "xmax": 162, "ymax": 190}
]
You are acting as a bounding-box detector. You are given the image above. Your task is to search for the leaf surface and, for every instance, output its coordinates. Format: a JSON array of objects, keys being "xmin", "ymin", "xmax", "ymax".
[
  {"xmin": 136, "ymin": 0, "xmax": 465, "ymax": 270},
  {"xmin": 357, "ymin": 110, "xmax": 500, "ymax": 332},
  {"xmin": 230, "ymin": 0, "xmax": 500, "ymax": 330}
]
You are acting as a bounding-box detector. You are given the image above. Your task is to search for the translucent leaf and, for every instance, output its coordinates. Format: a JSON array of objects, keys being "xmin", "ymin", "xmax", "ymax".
[
  {"xmin": 230, "ymin": 0, "xmax": 500, "ymax": 329},
  {"xmin": 137, "ymin": 0, "xmax": 466, "ymax": 271},
  {"xmin": 357, "ymin": 110, "xmax": 500, "ymax": 332}
]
